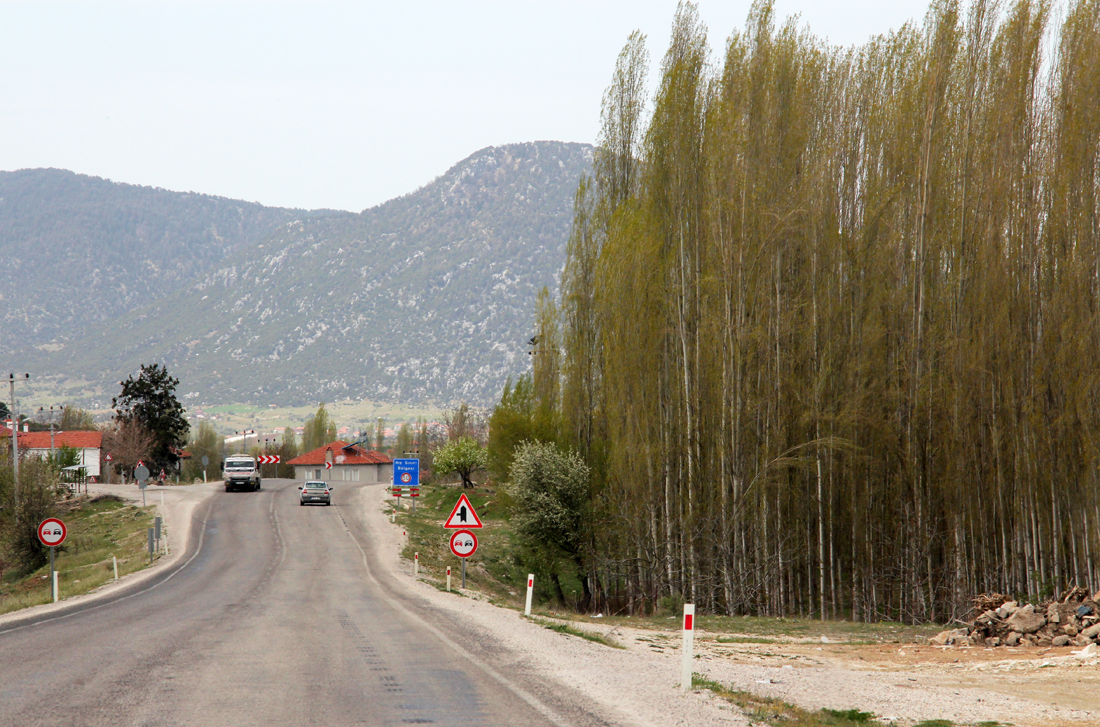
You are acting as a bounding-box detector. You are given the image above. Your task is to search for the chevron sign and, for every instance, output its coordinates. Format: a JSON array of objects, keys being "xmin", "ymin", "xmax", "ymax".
[{"xmin": 258, "ymin": 455, "xmax": 281, "ymax": 464}]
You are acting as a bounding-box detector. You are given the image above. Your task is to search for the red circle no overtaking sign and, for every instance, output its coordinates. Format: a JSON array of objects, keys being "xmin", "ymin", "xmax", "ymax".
[{"xmin": 38, "ymin": 518, "xmax": 67, "ymax": 547}]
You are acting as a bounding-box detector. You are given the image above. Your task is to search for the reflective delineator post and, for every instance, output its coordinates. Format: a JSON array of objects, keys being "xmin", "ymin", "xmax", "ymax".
[
  {"xmin": 446, "ymin": 565, "xmax": 452, "ymax": 592},
  {"xmin": 525, "ymin": 574, "xmax": 534, "ymax": 617},
  {"xmin": 681, "ymin": 603, "xmax": 695, "ymax": 690},
  {"xmin": 414, "ymin": 552, "xmax": 419, "ymax": 576},
  {"xmin": 112, "ymin": 555, "xmax": 118, "ymax": 581}
]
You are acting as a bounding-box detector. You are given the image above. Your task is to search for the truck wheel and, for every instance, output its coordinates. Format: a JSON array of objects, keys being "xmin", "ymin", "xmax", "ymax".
[{"xmin": 225, "ymin": 485, "xmax": 231, "ymax": 493}]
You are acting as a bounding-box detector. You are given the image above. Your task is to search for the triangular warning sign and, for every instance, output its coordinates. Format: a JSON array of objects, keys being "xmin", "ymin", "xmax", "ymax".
[{"xmin": 444, "ymin": 493, "xmax": 483, "ymax": 529}]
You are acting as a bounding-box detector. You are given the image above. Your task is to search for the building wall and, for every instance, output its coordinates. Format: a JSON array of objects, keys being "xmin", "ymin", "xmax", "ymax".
[
  {"xmin": 293, "ymin": 463, "xmax": 392, "ymax": 483},
  {"xmin": 24, "ymin": 447, "xmax": 102, "ymax": 477}
]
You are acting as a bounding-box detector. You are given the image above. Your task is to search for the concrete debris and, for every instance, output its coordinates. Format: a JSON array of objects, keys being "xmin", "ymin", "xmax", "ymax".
[{"xmin": 931, "ymin": 589, "xmax": 1100, "ymax": 648}]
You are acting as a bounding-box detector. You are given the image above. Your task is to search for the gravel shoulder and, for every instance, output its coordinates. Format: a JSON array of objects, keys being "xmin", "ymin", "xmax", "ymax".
[
  {"xmin": 0, "ymin": 480, "xmax": 218, "ymax": 629},
  {"xmin": 362, "ymin": 485, "xmax": 1099, "ymax": 727}
]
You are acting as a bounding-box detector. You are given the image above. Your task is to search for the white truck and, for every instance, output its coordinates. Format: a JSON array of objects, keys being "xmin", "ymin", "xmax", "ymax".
[{"xmin": 222, "ymin": 455, "xmax": 262, "ymax": 492}]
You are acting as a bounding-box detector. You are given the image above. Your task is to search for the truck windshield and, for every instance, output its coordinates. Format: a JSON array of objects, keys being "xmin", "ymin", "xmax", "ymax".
[{"xmin": 225, "ymin": 461, "xmax": 254, "ymax": 470}]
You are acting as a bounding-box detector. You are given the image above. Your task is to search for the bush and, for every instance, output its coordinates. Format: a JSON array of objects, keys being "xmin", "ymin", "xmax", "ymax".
[{"xmin": 0, "ymin": 457, "xmax": 63, "ymax": 574}]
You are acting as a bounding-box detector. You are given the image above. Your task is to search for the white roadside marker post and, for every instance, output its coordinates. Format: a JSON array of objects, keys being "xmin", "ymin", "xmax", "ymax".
[
  {"xmin": 446, "ymin": 565, "xmax": 452, "ymax": 592},
  {"xmin": 414, "ymin": 552, "xmax": 419, "ymax": 576},
  {"xmin": 681, "ymin": 603, "xmax": 695, "ymax": 691},
  {"xmin": 112, "ymin": 555, "xmax": 118, "ymax": 581},
  {"xmin": 525, "ymin": 574, "xmax": 534, "ymax": 617}
]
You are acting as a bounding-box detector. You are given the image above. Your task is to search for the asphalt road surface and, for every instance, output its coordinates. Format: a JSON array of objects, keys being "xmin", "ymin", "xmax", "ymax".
[{"xmin": 0, "ymin": 480, "xmax": 612, "ymax": 726}]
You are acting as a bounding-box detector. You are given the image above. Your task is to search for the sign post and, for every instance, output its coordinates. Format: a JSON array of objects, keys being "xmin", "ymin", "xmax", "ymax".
[
  {"xmin": 393, "ymin": 459, "xmax": 419, "ymax": 512},
  {"xmin": 201, "ymin": 455, "xmax": 209, "ymax": 483},
  {"xmin": 135, "ymin": 462, "xmax": 150, "ymax": 506},
  {"xmin": 37, "ymin": 518, "xmax": 67, "ymax": 603},
  {"xmin": 444, "ymin": 494, "xmax": 483, "ymax": 590},
  {"xmin": 681, "ymin": 603, "xmax": 695, "ymax": 690},
  {"xmin": 105, "ymin": 452, "xmax": 113, "ymax": 484}
]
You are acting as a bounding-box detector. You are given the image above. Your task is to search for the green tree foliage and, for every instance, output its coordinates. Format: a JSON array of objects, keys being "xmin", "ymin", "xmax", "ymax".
[
  {"xmin": 432, "ymin": 437, "xmax": 488, "ymax": 489},
  {"xmin": 302, "ymin": 403, "xmax": 337, "ymax": 452},
  {"xmin": 0, "ymin": 456, "xmax": 61, "ymax": 572},
  {"xmin": 184, "ymin": 420, "xmax": 222, "ymax": 480},
  {"xmin": 550, "ymin": 0, "xmax": 1100, "ymax": 620},
  {"xmin": 47, "ymin": 444, "xmax": 80, "ymax": 471},
  {"xmin": 395, "ymin": 423, "xmax": 413, "ymax": 458},
  {"xmin": 276, "ymin": 425, "xmax": 300, "ymax": 478},
  {"xmin": 375, "ymin": 417, "xmax": 386, "ymax": 450},
  {"xmin": 112, "ymin": 364, "xmax": 188, "ymax": 471},
  {"xmin": 506, "ymin": 441, "xmax": 593, "ymax": 609},
  {"xmin": 58, "ymin": 405, "xmax": 96, "ymax": 431},
  {"xmin": 487, "ymin": 375, "xmax": 558, "ymax": 483}
]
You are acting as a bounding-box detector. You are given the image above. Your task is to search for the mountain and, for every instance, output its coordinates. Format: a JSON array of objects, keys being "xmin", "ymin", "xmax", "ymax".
[
  {"xmin": 6, "ymin": 141, "xmax": 592, "ymax": 407},
  {"xmin": 0, "ymin": 169, "xmax": 318, "ymax": 345}
]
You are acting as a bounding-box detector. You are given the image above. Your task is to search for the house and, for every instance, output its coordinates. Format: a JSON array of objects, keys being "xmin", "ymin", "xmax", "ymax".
[
  {"xmin": 3, "ymin": 428, "xmax": 103, "ymax": 478},
  {"xmin": 287, "ymin": 440, "xmax": 392, "ymax": 483}
]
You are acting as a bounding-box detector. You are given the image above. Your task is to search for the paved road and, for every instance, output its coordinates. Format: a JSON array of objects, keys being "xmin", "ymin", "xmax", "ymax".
[{"xmin": 0, "ymin": 480, "xmax": 611, "ymax": 726}]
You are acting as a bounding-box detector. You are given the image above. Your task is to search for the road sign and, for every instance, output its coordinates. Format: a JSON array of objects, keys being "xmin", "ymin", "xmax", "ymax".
[
  {"xmin": 391, "ymin": 486, "xmax": 420, "ymax": 497},
  {"xmin": 201, "ymin": 455, "xmax": 209, "ymax": 466},
  {"xmin": 104, "ymin": 453, "xmax": 113, "ymax": 462},
  {"xmin": 135, "ymin": 463, "xmax": 150, "ymax": 482},
  {"xmin": 444, "ymin": 493, "xmax": 483, "ymax": 528},
  {"xmin": 393, "ymin": 458, "xmax": 419, "ymax": 486},
  {"xmin": 325, "ymin": 461, "xmax": 332, "ymax": 470},
  {"xmin": 258, "ymin": 455, "xmax": 280, "ymax": 464},
  {"xmin": 38, "ymin": 518, "xmax": 67, "ymax": 547},
  {"xmin": 449, "ymin": 529, "xmax": 478, "ymax": 558}
]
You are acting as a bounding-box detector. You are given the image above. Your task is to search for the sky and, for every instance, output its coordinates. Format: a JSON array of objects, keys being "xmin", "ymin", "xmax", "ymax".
[{"xmin": 2, "ymin": 1, "xmax": 933, "ymax": 212}]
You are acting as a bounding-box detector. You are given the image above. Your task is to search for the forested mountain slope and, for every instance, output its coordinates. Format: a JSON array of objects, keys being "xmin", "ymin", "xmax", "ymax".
[
  {"xmin": 0, "ymin": 169, "xmax": 312, "ymax": 345},
  {"xmin": 15, "ymin": 142, "xmax": 590, "ymax": 406}
]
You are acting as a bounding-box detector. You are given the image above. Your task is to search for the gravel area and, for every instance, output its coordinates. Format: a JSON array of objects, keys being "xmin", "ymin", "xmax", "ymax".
[{"xmin": 362, "ymin": 484, "xmax": 1099, "ymax": 727}]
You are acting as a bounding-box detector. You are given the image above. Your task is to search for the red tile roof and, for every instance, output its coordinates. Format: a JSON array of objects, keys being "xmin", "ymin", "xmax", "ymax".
[
  {"xmin": 2, "ymin": 429, "xmax": 103, "ymax": 450},
  {"xmin": 287, "ymin": 440, "xmax": 392, "ymax": 467}
]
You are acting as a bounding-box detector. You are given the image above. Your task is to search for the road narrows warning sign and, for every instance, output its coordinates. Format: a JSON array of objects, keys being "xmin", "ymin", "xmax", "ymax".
[{"xmin": 443, "ymin": 493, "xmax": 483, "ymax": 529}]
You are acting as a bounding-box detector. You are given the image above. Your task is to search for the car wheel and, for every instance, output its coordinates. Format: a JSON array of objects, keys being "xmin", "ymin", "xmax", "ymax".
[{"xmin": 299, "ymin": 500, "xmax": 304, "ymax": 506}]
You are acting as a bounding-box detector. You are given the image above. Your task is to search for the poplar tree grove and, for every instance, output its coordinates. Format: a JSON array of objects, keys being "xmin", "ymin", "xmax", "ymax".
[{"xmin": 539, "ymin": 0, "xmax": 1100, "ymax": 622}]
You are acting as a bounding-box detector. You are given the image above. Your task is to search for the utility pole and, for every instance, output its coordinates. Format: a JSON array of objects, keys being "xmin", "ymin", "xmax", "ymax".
[{"xmin": 9, "ymin": 373, "xmax": 29, "ymax": 522}]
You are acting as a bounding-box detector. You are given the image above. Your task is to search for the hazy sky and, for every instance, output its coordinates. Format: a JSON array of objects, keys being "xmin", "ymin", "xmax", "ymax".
[{"xmin": 2, "ymin": 1, "xmax": 933, "ymax": 212}]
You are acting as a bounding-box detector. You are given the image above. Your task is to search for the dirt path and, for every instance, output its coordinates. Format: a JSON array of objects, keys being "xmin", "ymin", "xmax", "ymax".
[{"xmin": 366, "ymin": 485, "xmax": 1099, "ymax": 726}]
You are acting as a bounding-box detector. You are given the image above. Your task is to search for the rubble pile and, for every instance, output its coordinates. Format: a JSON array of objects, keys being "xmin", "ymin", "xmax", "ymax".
[{"xmin": 931, "ymin": 587, "xmax": 1100, "ymax": 648}]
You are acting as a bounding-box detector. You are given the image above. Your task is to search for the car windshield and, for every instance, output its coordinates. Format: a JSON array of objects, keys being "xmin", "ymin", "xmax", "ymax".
[{"xmin": 225, "ymin": 461, "xmax": 254, "ymax": 470}]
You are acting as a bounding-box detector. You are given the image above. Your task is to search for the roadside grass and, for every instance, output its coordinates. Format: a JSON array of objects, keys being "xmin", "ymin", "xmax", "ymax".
[
  {"xmin": 396, "ymin": 481, "xmax": 528, "ymax": 604},
  {"xmin": 692, "ymin": 676, "xmax": 1007, "ymax": 727},
  {"xmin": 394, "ymin": 484, "xmax": 946, "ymax": 646},
  {"xmin": 0, "ymin": 495, "xmax": 161, "ymax": 615},
  {"xmin": 527, "ymin": 615, "xmax": 625, "ymax": 649}
]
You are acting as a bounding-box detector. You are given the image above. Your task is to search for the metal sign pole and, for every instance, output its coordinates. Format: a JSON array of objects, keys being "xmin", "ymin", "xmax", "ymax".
[
  {"xmin": 461, "ymin": 558, "xmax": 466, "ymax": 590},
  {"xmin": 49, "ymin": 546, "xmax": 55, "ymax": 602}
]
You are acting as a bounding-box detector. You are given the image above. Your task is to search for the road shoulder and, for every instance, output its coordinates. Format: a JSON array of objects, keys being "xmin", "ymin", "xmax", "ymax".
[{"xmin": 0, "ymin": 481, "xmax": 218, "ymax": 629}]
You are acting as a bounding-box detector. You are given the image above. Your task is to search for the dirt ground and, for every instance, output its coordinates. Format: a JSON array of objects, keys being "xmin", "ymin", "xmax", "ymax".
[{"xmin": 679, "ymin": 629, "xmax": 1100, "ymax": 723}]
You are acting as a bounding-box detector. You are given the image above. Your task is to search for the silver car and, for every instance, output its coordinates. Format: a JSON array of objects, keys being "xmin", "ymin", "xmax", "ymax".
[{"xmin": 298, "ymin": 480, "xmax": 332, "ymax": 506}]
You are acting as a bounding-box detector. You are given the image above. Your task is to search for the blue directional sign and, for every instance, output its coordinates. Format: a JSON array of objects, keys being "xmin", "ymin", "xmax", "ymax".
[{"xmin": 393, "ymin": 458, "xmax": 420, "ymax": 487}]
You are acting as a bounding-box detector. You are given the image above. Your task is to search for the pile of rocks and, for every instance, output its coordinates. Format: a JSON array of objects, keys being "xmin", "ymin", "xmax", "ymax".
[{"xmin": 931, "ymin": 587, "xmax": 1100, "ymax": 647}]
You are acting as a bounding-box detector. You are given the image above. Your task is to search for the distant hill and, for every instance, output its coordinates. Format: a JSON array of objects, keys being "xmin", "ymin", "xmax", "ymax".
[
  {"xmin": 5, "ymin": 141, "xmax": 592, "ymax": 407},
  {"xmin": 0, "ymin": 169, "xmax": 319, "ymax": 345}
]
